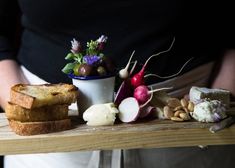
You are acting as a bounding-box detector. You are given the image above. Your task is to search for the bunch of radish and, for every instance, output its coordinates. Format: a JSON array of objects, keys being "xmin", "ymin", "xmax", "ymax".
[
  {"xmin": 118, "ymin": 85, "xmax": 172, "ymax": 122},
  {"xmin": 115, "ymin": 38, "xmax": 177, "ymax": 123}
]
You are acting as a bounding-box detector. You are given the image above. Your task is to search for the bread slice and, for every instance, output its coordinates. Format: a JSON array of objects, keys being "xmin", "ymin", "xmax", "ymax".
[
  {"xmin": 5, "ymin": 102, "xmax": 69, "ymax": 122},
  {"xmin": 8, "ymin": 119, "xmax": 71, "ymax": 136},
  {"xmin": 10, "ymin": 83, "xmax": 78, "ymax": 109}
]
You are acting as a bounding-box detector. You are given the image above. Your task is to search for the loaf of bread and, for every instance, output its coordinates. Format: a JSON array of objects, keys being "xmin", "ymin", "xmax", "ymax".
[
  {"xmin": 10, "ymin": 83, "xmax": 78, "ymax": 109},
  {"xmin": 7, "ymin": 83, "xmax": 78, "ymax": 136},
  {"xmin": 8, "ymin": 119, "xmax": 71, "ymax": 136},
  {"xmin": 5, "ymin": 102, "xmax": 69, "ymax": 122}
]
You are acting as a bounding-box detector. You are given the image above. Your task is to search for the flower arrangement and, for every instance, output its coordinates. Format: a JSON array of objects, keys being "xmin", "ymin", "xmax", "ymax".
[{"xmin": 62, "ymin": 35, "xmax": 116, "ymax": 77}]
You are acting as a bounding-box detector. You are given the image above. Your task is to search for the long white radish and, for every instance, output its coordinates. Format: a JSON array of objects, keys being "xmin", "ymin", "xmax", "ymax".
[
  {"xmin": 114, "ymin": 60, "xmax": 138, "ymax": 106},
  {"xmin": 118, "ymin": 97, "xmax": 140, "ymax": 122},
  {"xmin": 119, "ymin": 50, "xmax": 135, "ymax": 79}
]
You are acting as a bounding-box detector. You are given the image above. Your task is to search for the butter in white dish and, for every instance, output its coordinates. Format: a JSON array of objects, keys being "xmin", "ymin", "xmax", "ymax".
[{"xmin": 83, "ymin": 103, "xmax": 119, "ymax": 126}]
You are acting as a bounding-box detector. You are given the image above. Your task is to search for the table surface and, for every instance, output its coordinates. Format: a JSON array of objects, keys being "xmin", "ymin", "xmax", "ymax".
[{"xmin": 0, "ymin": 112, "xmax": 235, "ymax": 155}]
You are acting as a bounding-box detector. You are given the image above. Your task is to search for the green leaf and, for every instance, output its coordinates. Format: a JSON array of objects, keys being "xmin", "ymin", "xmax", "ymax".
[
  {"xmin": 65, "ymin": 53, "xmax": 75, "ymax": 60},
  {"xmin": 61, "ymin": 63, "xmax": 76, "ymax": 74},
  {"xmin": 74, "ymin": 53, "xmax": 82, "ymax": 58},
  {"xmin": 74, "ymin": 53, "xmax": 83, "ymax": 64}
]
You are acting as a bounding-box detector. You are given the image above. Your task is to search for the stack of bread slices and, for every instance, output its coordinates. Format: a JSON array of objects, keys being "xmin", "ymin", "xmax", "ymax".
[{"xmin": 5, "ymin": 83, "xmax": 78, "ymax": 136}]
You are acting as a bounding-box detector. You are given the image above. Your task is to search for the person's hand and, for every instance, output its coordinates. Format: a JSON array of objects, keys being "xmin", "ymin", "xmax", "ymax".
[
  {"xmin": 0, "ymin": 59, "xmax": 29, "ymax": 110},
  {"xmin": 211, "ymin": 50, "xmax": 235, "ymax": 98}
]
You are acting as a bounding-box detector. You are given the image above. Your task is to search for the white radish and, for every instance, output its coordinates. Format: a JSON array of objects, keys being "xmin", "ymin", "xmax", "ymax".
[
  {"xmin": 134, "ymin": 85, "xmax": 173, "ymax": 105},
  {"xmin": 118, "ymin": 97, "xmax": 140, "ymax": 122},
  {"xmin": 114, "ymin": 60, "xmax": 138, "ymax": 106},
  {"xmin": 119, "ymin": 50, "xmax": 135, "ymax": 79}
]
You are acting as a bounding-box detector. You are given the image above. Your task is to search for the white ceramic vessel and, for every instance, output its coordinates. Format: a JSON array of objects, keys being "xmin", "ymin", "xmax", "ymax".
[{"xmin": 71, "ymin": 75, "xmax": 115, "ymax": 115}]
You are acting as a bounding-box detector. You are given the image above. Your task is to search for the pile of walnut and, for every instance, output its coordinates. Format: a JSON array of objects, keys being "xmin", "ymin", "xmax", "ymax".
[{"xmin": 163, "ymin": 98, "xmax": 195, "ymax": 122}]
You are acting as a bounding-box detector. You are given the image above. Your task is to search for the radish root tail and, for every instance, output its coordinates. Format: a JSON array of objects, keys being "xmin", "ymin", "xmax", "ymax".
[
  {"xmin": 144, "ymin": 57, "xmax": 194, "ymax": 79},
  {"xmin": 148, "ymin": 87, "xmax": 173, "ymax": 94},
  {"xmin": 130, "ymin": 60, "xmax": 138, "ymax": 75},
  {"xmin": 144, "ymin": 37, "xmax": 175, "ymax": 67},
  {"xmin": 125, "ymin": 50, "xmax": 135, "ymax": 70}
]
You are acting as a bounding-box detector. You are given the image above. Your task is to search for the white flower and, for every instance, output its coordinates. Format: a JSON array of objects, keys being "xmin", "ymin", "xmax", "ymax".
[
  {"xmin": 71, "ymin": 38, "xmax": 81, "ymax": 53},
  {"xmin": 97, "ymin": 35, "xmax": 108, "ymax": 43}
]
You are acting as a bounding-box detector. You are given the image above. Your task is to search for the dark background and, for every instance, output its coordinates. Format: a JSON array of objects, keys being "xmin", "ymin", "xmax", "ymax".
[{"xmin": 0, "ymin": 156, "xmax": 3, "ymax": 167}]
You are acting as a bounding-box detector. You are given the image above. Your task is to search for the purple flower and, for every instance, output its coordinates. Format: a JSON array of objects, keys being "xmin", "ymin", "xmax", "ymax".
[
  {"xmin": 83, "ymin": 55, "xmax": 101, "ymax": 65},
  {"xmin": 71, "ymin": 38, "xmax": 81, "ymax": 53}
]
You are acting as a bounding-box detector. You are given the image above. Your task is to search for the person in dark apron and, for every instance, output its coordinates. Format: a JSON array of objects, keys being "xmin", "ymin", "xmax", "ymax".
[{"xmin": 1, "ymin": 0, "xmax": 235, "ymax": 168}]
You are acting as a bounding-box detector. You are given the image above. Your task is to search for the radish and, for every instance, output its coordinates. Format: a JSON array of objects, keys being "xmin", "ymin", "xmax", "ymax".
[
  {"xmin": 114, "ymin": 79, "xmax": 133, "ymax": 106},
  {"xmin": 131, "ymin": 37, "xmax": 175, "ymax": 88},
  {"xmin": 114, "ymin": 60, "xmax": 138, "ymax": 106},
  {"xmin": 118, "ymin": 97, "xmax": 140, "ymax": 122},
  {"xmin": 134, "ymin": 85, "xmax": 173, "ymax": 105},
  {"xmin": 118, "ymin": 94, "xmax": 155, "ymax": 122},
  {"xmin": 139, "ymin": 105, "xmax": 156, "ymax": 118},
  {"xmin": 119, "ymin": 50, "xmax": 135, "ymax": 79}
]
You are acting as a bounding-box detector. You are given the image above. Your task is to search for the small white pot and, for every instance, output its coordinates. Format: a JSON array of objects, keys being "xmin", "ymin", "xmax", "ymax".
[{"xmin": 71, "ymin": 75, "xmax": 115, "ymax": 115}]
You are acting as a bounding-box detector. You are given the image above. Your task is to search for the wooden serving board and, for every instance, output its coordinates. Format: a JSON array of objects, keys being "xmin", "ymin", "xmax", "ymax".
[{"xmin": 0, "ymin": 112, "xmax": 235, "ymax": 155}]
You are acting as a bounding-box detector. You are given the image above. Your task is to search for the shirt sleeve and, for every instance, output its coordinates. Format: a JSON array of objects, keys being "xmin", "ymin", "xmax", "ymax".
[{"xmin": 0, "ymin": 0, "xmax": 20, "ymax": 61}]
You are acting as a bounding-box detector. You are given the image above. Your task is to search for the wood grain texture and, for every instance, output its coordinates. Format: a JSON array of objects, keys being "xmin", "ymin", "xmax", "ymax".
[{"xmin": 0, "ymin": 112, "xmax": 235, "ymax": 155}]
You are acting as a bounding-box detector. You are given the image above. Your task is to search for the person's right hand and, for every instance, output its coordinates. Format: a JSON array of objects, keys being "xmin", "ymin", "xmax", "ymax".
[{"xmin": 0, "ymin": 59, "xmax": 29, "ymax": 110}]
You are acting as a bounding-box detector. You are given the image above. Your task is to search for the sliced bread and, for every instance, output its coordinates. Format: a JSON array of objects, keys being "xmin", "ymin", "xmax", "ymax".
[
  {"xmin": 10, "ymin": 83, "xmax": 78, "ymax": 109},
  {"xmin": 5, "ymin": 102, "xmax": 69, "ymax": 122},
  {"xmin": 8, "ymin": 119, "xmax": 71, "ymax": 136}
]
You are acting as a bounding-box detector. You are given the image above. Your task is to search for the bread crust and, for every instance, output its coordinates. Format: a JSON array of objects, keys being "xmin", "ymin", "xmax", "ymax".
[
  {"xmin": 10, "ymin": 83, "xmax": 78, "ymax": 109},
  {"xmin": 5, "ymin": 102, "xmax": 69, "ymax": 122},
  {"xmin": 8, "ymin": 119, "xmax": 71, "ymax": 136}
]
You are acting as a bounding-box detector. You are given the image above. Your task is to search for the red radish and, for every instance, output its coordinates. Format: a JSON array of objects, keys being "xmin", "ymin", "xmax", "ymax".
[
  {"xmin": 134, "ymin": 85, "xmax": 173, "ymax": 104},
  {"xmin": 118, "ymin": 97, "xmax": 140, "ymax": 122},
  {"xmin": 130, "ymin": 67, "xmax": 145, "ymax": 88},
  {"xmin": 131, "ymin": 37, "xmax": 175, "ymax": 88},
  {"xmin": 119, "ymin": 50, "xmax": 135, "ymax": 79},
  {"xmin": 118, "ymin": 94, "xmax": 155, "ymax": 122}
]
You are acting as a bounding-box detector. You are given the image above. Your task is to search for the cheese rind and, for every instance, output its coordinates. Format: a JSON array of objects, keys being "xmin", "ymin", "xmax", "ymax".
[{"xmin": 189, "ymin": 86, "xmax": 230, "ymax": 107}]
